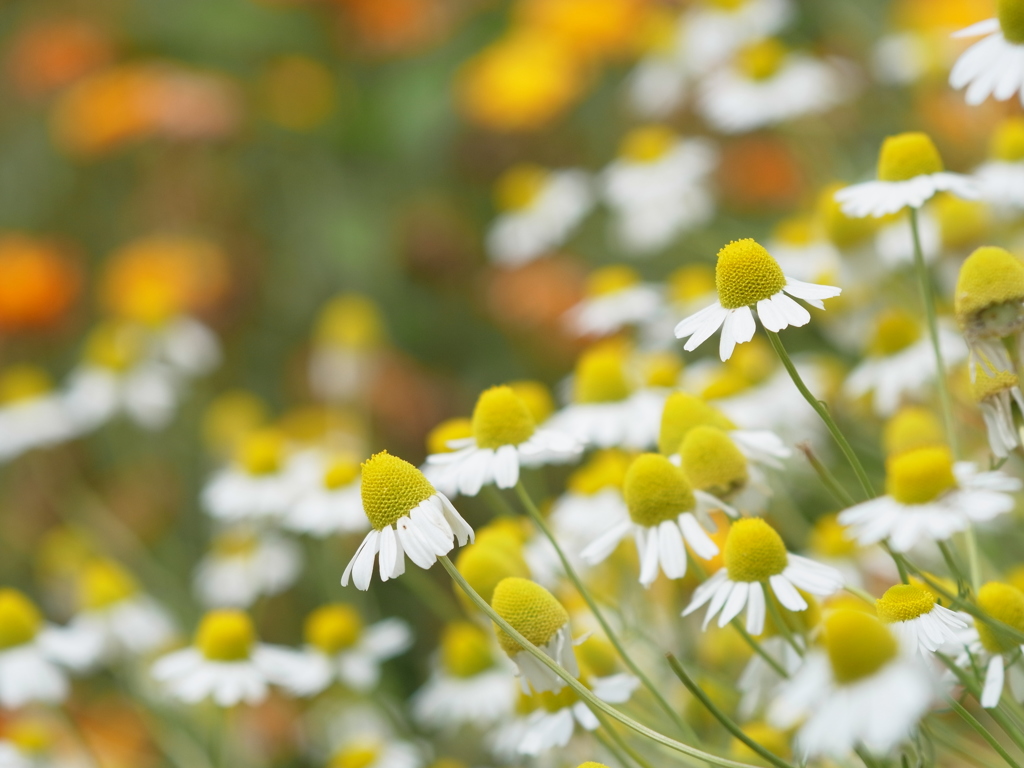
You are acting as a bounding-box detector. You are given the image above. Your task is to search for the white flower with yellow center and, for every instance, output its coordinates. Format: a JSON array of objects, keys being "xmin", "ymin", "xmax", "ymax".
[
  {"xmin": 421, "ymin": 417, "xmax": 472, "ymax": 497},
  {"xmin": 283, "ymin": 453, "xmax": 367, "ymax": 537},
  {"xmin": 699, "ymin": 39, "xmax": 850, "ymax": 134},
  {"xmin": 681, "ymin": 0, "xmax": 794, "ymax": 75},
  {"xmin": 769, "ymin": 609, "xmax": 936, "ymax": 758},
  {"xmin": 564, "ymin": 265, "xmax": 664, "ymax": 338},
  {"xmin": 844, "ymin": 307, "xmax": 966, "ymax": 417},
  {"xmin": 675, "ymin": 425, "xmax": 776, "ymax": 512},
  {"xmin": 626, "ymin": 9, "xmax": 689, "ymax": 118},
  {"xmin": 194, "ymin": 527, "xmax": 301, "ymax": 608},
  {"xmin": 0, "ymin": 365, "xmax": 77, "ymax": 463},
  {"xmin": 278, "ymin": 603, "xmax": 412, "ymax": 695},
  {"xmin": 342, "ymin": 451, "xmax": 473, "ymax": 590},
  {"xmin": 955, "ymin": 245, "xmax": 1024, "ymax": 376},
  {"xmin": 971, "ymin": 366, "xmax": 1024, "ymax": 458},
  {"xmin": 601, "ymin": 126, "xmax": 716, "ymax": 255},
  {"xmin": 975, "ymin": 118, "xmax": 1024, "ymax": 210},
  {"xmin": 767, "ymin": 216, "xmax": 842, "ymax": 288},
  {"xmin": 838, "ymin": 445, "xmax": 1020, "ymax": 553},
  {"xmin": 581, "ymin": 453, "xmax": 725, "ymax": 587},
  {"xmin": 684, "ymin": 518, "xmax": 843, "ymax": 634},
  {"xmin": 0, "ymin": 589, "xmax": 100, "ymax": 708},
  {"xmin": 955, "ymin": 582, "xmax": 1024, "ymax": 708},
  {"xmin": 412, "ymin": 621, "xmax": 517, "ymax": 729},
  {"xmin": 0, "ymin": 719, "xmax": 64, "ymax": 768},
  {"xmin": 202, "ymin": 429, "xmax": 304, "ymax": 522},
  {"xmin": 835, "ymin": 132, "xmax": 978, "ymax": 218},
  {"xmin": 426, "ymin": 386, "xmax": 579, "ymax": 498},
  {"xmin": 486, "ymin": 164, "xmax": 594, "ymax": 266},
  {"xmin": 151, "ymin": 610, "xmax": 311, "ymax": 707},
  {"xmin": 308, "ymin": 293, "xmax": 386, "ymax": 403},
  {"xmin": 675, "ymin": 239, "xmax": 841, "ymax": 362},
  {"xmin": 950, "ymin": 0, "xmax": 1024, "ymax": 105},
  {"xmin": 322, "ymin": 708, "xmax": 423, "ymax": 768},
  {"xmin": 875, "ymin": 583, "xmax": 967, "ymax": 655}
]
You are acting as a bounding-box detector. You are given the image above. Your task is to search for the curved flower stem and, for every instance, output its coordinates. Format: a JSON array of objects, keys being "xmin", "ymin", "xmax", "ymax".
[
  {"xmin": 512, "ymin": 481, "xmax": 700, "ymax": 744},
  {"xmin": 946, "ymin": 696, "xmax": 1024, "ymax": 768},
  {"xmin": 437, "ymin": 556, "xmax": 762, "ymax": 768},
  {"xmin": 593, "ymin": 709, "xmax": 661, "ymax": 768},
  {"xmin": 764, "ymin": 330, "xmax": 874, "ymax": 500},
  {"xmin": 761, "ymin": 590, "xmax": 804, "ymax": 658},
  {"xmin": 797, "ymin": 442, "xmax": 855, "ymax": 507},
  {"xmin": 937, "ymin": 653, "xmax": 1024, "ymax": 754},
  {"xmin": 731, "ymin": 619, "xmax": 788, "ymax": 678},
  {"xmin": 595, "ymin": 724, "xmax": 643, "ymax": 768}
]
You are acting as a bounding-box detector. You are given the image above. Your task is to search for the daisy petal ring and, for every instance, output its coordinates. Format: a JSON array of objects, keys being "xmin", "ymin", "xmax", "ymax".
[{"xmin": 950, "ymin": 1, "xmax": 1024, "ymax": 106}]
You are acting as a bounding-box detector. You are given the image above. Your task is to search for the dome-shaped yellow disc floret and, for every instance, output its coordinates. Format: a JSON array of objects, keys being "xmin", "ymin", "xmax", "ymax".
[
  {"xmin": 495, "ymin": 164, "xmax": 549, "ymax": 212},
  {"xmin": 823, "ymin": 609, "xmax": 898, "ymax": 684},
  {"xmin": 954, "ymin": 246, "xmax": 1024, "ymax": 334},
  {"xmin": 971, "ymin": 367, "xmax": 1020, "ymax": 404},
  {"xmin": 196, "ymin": 610, "xmax": 256, "ymax": 661},
  {"xmin": 885, "ymin": 445, "xmax": 957, "ymax": 504},
  {"xmin": 0, "ymin": 365, "xmax": 52, "ymax": 404},
  {"xmin": 809, "ymin": 513, "xmax": 858, "ymax": 558},
  {"xmin": 877, "ymin": 132, "xmax": 944, "ymax": 183},
  {"xmin": 724, "ymin": 518, "xmax": 789, "ymax": 583},
  {"xmin": 976, "ymin": 582, "xmax": 1024, "ymax": 654},
  {"xmin": 80, "ymin": 559, "xmax": 138, "ymax": 610},
  {"xmin": 491, "ymin": 577, "xmax": 569, "ymax": 656},
  {"xmin": 454, "ymin": 541, "xmax": 530, "ymax": 606},
  {"xmin": 237, "ymin": 429, "xmax": 287, "ymax": 476},
  {"xmin": 876, "ymin": 584, "xmax": 935, "ymax": 624},
  {"xmin": 508, "ymin": 380, "xmax": 556, "ymax": 424},
  {"xmin": 0, "ymin": 589, "xmax": 42, "ymax": 650},
  {"xmin": 620, "ymin": 125, "xmax": 676, "ymax": 164},
  {"xmin": 441, "ymin": 621, "xmax": 495, "ymax": 678},
  {"xmin": 868, "ymin": 308, "xmax": 921, "ymax": 357},
  {"xmin": 992, "ymin": 117, "xmax": 1024, "ymax": 162},
  {"xmin": 936, "ymin": 196, "xmax": 990, "ymax": 250},
  {"xmin": 715, "ymin": 239, "xmax": 787, "ymax": 310},
  {"xmin": 305, "ymin": 604, "xmax": 363, "ymax": 654},
  {"xmin": 623, "ymin": 453, "xmax": 696, "ymax": 527},
  {"xmin": 658, "ymin": 392, "xmax": 736, "ymax": 456},
  {"xmin": 573, "ymin": 345, "xmax": 632, "ymax": 404},
  {"xmin": 360, "ymin": 451, "xmax": 437, "ymax": 531},
  {"xmin": 585, "ymin": 265, "xmax": 641, "ymax": 297},
  {"xmin": 883, "ymin": 407, "xmax": 946, "ymax": 457},
  {"xmin": 737, "ymin": 38, "xmax": 787, "ymax": 81},
  {"xmin": 315, "ymin": 294, "xmax": 386, "ymax": 350},
  {"xmin": 1000, "ymin": 0, "xmax": 1024, "ymax": 44},
  {"xmin": 538, "ymin": 685, "xmax": 580, "ymax": 712},
  {"xmin": 427, "ymin": 417, "xmax": 473, "ymax": 455},
  {"xmin": 472, "ymin": 385, "xmax": 537, "ymax": 449},
  {"xmin": 679, "ymin": 425, "xmax": 749, "ymax": 497},
  {"xmin": 576, "ymin": 635, "xmax": 618, "ymax": 678},
  {"xmin": 642, "ymin": 351, "xmax": 684, "ymax": 388},
  {"xmin": 567, "ymin": 449, "xmax": 631, "ymax": 495}
]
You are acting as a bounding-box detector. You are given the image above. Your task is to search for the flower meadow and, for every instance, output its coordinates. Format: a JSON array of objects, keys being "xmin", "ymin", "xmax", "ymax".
[{"xmin": 7, "ymin": 0, "xmax": 1024, "ymax": 766}]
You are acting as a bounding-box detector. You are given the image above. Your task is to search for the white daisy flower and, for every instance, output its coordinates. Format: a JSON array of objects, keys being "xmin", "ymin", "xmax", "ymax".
[
  {"xmin": 975, "ymin": 117, "xmax": 1024, "ymax": 211},
  {"xmin": 950, "ymin": 8, "xmax": 1024, "ymax": 106},
  {"xmin": 875, "ymin": 583, "xmax": 967, "ymax": 656},
  {"xmin": 872, "ymin": 31, "xmax": 934, "ymax": 86},
  {"xmin": 282, "ymin": 453, "xmax": 368, "ymax": 537},
  {"xmin": 838, "ymin": 445, "xmax": 1021, "ymax": 553},
  {"xmin": 601, "ymin": 126, "xmax": 716, "ymax": 255},
  {"xmin": 151, "ymin": 610, "xmax": 310, "ymax": 707},
  {"xmin": 277, "ymin": 604, "xmax": 412, "ymax": 695},
  {"xmin": 683, "ymin": 518, "xmax": 843, "ymax": 635},
  {"xmin": 769, "ymin": 609, "xmax": 936, "ymax": 758},
  {"xmin": 681, "ymin": 0, "xmax": 794, "ymax": 75},
  {"xmin": 194, "ymin": 527, "xmax": 302, "ymax": 608},
  {"xmin": 307, "ymin": 294, "xmax": 387, "ymax": 404},
  {"xmin": 486, "ymin": 165, "xmax": 593, "ymax": 266},
  {"xmin": 954, "ymin": 245, "xmax": 1024, "ymax": 377},
  {"xmin": 152, "ymin": 316, "xmax": 221, "ymax": 377},
  {"xmin": 322, "ymin": 708, "xmax": 424, "ymax": 768},
  {"xmin": 564, "ymin": 265, "xmax": 664, "ymax": 338},
  {"xmin": 956, "ymin": 582, "xmax": 1024, "ymax": 708},
  {"xmin": 420, "ymin": 417, "xmax": 473, "ymax": 499},
  {"xmin": 835, "ymin": 132, "xmax": 978, "ymax": 218},
  {"xmin": 674, "ymin": 238, "xmax": 841, "ymax": 362},
  {"xmin": 341, "ymin": 451, "xmax": 473, "ymax": 591},
  {"xmin": 582, "ymin": 453, "xmax": 727, "ymax": 587},
  {"xmin": 738, "ymin": 635, "xmax": 804, "ymax": 720},
  {"xmin": 426, "ymin": 385, "xmax": 579, "ymax": 498},
  {"xmin": 971, "ymin": 366, "xmax": 1024, "ymax": 458},
  {"xmin": 0, "ymin": 366, "xmax": 78, "ymax": 463},
  {"xmin": 627, "ymin": 18, "xmax": 689, "ymax": 119},
  {"xmin": 768, "ymin": 218, "xmax": 843, "ymax": 287}
]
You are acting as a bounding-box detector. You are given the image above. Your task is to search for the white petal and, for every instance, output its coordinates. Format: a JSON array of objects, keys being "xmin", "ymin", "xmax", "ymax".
[
  {"xmin": 718, "ymin": 580, "xmax": 750, "ymax": 627},
  {"xmin": 983, "ymin": 654, "xmax": 1006, "ymax": 708}
]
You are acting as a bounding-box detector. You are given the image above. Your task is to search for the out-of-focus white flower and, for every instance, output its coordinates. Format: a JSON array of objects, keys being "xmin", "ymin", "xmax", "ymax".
[
  {"xmin": 308, "ymin": 294, "xmax": 387, "ymax": 404},
  {"xmin": 874, "ymin": 210, "xmax": 941, "ymax": 266},
  {"xmin": 971, "ymin": 366, "xmax": 1024, "ymax": 458},
  {"xmin": 975, "ymin": 116, "xmax": 1024, "ymax": 212},
  {"xmin": 321, "ymin": 707, "xmax": 424, "ymax": 768},
  {"xmin": 283, "ymin": 452, "xmax": 368, "ymax": 537},
  {"xmin": 194, "ymin": 527, "xmax": 302, "ymax": 608},
  {"xmin": 152, "ymin": 316, "xmax": 221, "ymax": 377},
  {"xmin": 875, "ymin": 583, "xmax": 967, "ymax": 656},
  {"xmin": 681, "ymin": 0, "xmax": 794, "ymax": 75},
  {"xmin": 0, "ymin": 365, "xmax": 79, "ymax": 463},
  {"xmin": 950, "ymin": 12, "xmax": 1024, "ymax": 106},
  {"xmin": 955, "ymin": 583, "xmax": 1024, "ymax": 709},
  {"xmin": 564, "ymin": 265, "xmax": 664, "ymax": 338}
]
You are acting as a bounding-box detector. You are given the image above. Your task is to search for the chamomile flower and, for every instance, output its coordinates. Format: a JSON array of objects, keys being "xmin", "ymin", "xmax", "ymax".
[
  {"xmin": 681, "ymin": 0, "xmax": 794, "ymax": 75},
  {"xmin": 875, "ymin": 583, "xmax": 967, "ymax": 655},
  {"xmin": 283, "ymin": 453, "xmax": 367, "ymax": 536},
  {"xmin": 950, "ymin": 2, "xmax": 1024, "ymax": 106},
  {"xmin": 308, "ymin": 294, "xmax": 387, "ymax": 404},
  {"xmin": 421, "ymin": 417, "xmax": 473, "ymax": 497},
  {"xmin": 201, "ymin": 429, "xmax": 302, "ymax": 522},
  {"xmin": 683, "ymin": 518, "xmax": 843, "ymax": 635},
  {"xmin": 486, "ymin": 164, "xmax": 593, "ymax": 266},
  {"xmin": 975, "ymin": 118, "xmax": 1024, "ymax": 211},
  {"xmin": 954, "ymin": 246, "xmax": 1024, "ymax": 375},
  {"xmin": 581, "ymin": 453, "xmax": 724, "ymax": 587},
  {"xmin": 626, "ymin": 9, "xmax": 689, "ymax": 118},
  {"xmin": 342, "ymin": 451, "xmax": 473, "ymax": 590},
  {"xmin": 835, "ymin": 132, "xmax": 978, "ymax": 218},
  {"xmin": 564, "ymin": 266, "xmax": 664, "ymax": 338},
  {"xmin": 322, "ymin": 709, "xmax": 423, "ymax": 768},
  {"xmin": 674, "ymin": 238, "xmax": 841, "ymax": 362},
  {"xmin": 517, "ymin": 688, "xmax": 600, "ymax": 756},
  {"xmin": 769, "ymin": 609, "xmax": 936, "ymax": 758},
  {"xmin": 151, "ymin": 315, "xmax": 221, "ymax": 378},
  {"xmin": 971, "ymin": 366, "xmax": 1024, "ymax": 458},
  {"xmin": 0, "ymin": 366, "xmax": 77, "ymax": 463},
  {"xmin": 838, "ymin": 445, "xmax": 1021, "ymax": 553},
  {"xmin": 194, "ymin": 527, "xmax": 302, "ymax": 608},
  {"xmin": 955, "ymin": 582, "xmax": 1024, "ymax": 708},
  {"xmin": 151, "ymin": 610, "xmax": 310, "ymax": 707},
  {"xmin": 675, "ymin": 425, "xmax": 774, "ymax": 511},
  {"xmin": 426, "ymin": 386, "xmax": 579, "ymax": 497}
]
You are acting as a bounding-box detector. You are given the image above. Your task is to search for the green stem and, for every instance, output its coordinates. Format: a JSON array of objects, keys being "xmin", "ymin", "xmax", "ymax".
[
  {"xmin": 595, "ymin": 726, "xmax": 642, "ymax": 768},
  {"xmin": 438, "ymin": 556, "xmax": 762, "ymax": 768},
  {"xmin": 946, "ymin": 697, "xmax": 1024, "ymax": 768},
  {"xmin": 484, "ymin": 484, "xmax": 519, "ymax": 518},
  {"xmin": 593, "ymin": 709, "xmax": 667, "ymax": 768},
  {"xmin": 512, "ymin": 481, "xmax": 700, "ymax": 744},
  {"xmin": 938, "ymin": 653, "xmax": 1024, "ymax": 754},
  {"xmin": 965, "ymin": 525, "xmax": 983, "ymax": 596},
  {"xmin": 937, "ymin": 540, "xmax": 970, "ymax": 597},
  {"xmin": 762, "ymin": 591, "xmax": 804, "ymax": 658},
  {"xmin": 797, "ymin": 441, "xmax": 855, "ymax": 507},
  {"xmin": 765, "ymin": 330, "xmax": 874, "ymax": 499},
  {"xmin": 924, "ymin": 722, "xmax": 1009, "ymax": 768},
  {"xmin": 731, "ymin": 620, "xmax": 789, "ymax": 678}
]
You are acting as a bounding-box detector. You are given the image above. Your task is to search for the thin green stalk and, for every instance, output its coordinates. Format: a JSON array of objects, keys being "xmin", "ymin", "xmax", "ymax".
[
  {"xmin": 666, "ymin": 654, "xmax": 795, "ymax": 768},
  {"xmin": 907, "ymin": 564, "xmax": 1024, "ymax": 646},
  {"xmin": 965, "ymin": 525, "xmax": 983, "ymax": 596},
  {"xmin": 938, "ymin": 653, "xmax": 1024, "ymax": 754},
  {"xmin": 765, "ymin": 330, "xmax": 874, "ymax": 499},
  {"xmin": 438, "ymin": 556, "xmax": 762, "ymax": 768},
  {"xmin": 731, "ymin": 620, "xmax": 788, "ymax": 678},
  {"xmin": 937, "ymin": 540, "xmax": 970, "ymax": 597},
  {"xmin": 484, "ymin": 484, "xmax": 519, "ymax": 518},
  {"xmin": 593, "ymin": 709, "xmax": 668, "ymax": 768},
  {"xmin": 762, "ymin": 591, "xmax": 804, "ymax": 658},
  {"xmin": 924, "ymin": 722, "xmax": 1008, "ymax": 768},
  {"xmin": 946, "ymin": 696, "xmax": 1024, "ymax": 768},
  {"xmin": 884, "ymin": 544, "xmax": 911, "ymax": 584},
  {"xmin": 796, "ymin": 442, "xmax": 855, "ymax": 507},
  {"xmin": 512, "ymin": 481, "xmax": 700, "ymax": 744},
  {"xmin": 596, "ymin": 725, "xmax": 643, "ymax": 768}
]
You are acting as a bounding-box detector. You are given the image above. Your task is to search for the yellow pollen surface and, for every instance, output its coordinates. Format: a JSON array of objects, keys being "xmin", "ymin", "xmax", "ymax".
[
  {"xmin": 237, "ymin": 429, "xmax": 286, "ymax": 476},
  {"xmin": 80, "ymin": 559, "xmax": 137, "ymax": 610},
  {"xmin": 360, "ymin": 451, "xmax": 437, "ymax": 530},
  {"xmin": 585, "ymin": 265, "xmax": 641, "ymax": 297},
  {"xmin": 658, "ymin": 392, "xmax": 736, "ymax": 456},
  {"xmin": 509, "ymin": 380, "xmax": 556, "ymax": 423},
  {"xmin": 454, "ymin": 541, "xmax": 530, "ymax": 609},
  {"xmin": 701, "ymin": 370, "xmax": 752, "ymax": 400},
  {"xmin": 992, "ymin": 117, "xmax": 1024, "ymax": 162},
  {"xmin": 0, "ymin": 365, "xmax": 52, "ymax": 404},
  {"xmin": 304, "ymin": 604, "xmax": 362, "ymax": 653},
  {"xmin": 642, "ymin": 351, "xmax": 684, "ymax": 388},
  {"xmin": 936, "ymin": 195, "xmax": 990, "ymax": 250},
  {"xmin": 573, "ymin": 345, "xmax": 633, "ymax": 404},
  {"xmin": 491, "ymin": 577, "xmax": 569, "ymax": 656},
  {"xmin": 883, "ymin": 406, "xmax": 946, "ymax": 457},
  {"xmin": 737, "ymin": 39, "xmax": 787, "ymax": 81},
  {"xmin": 196, "ymin": 610, "xmax": 256, "ymax": 661},
  {"xmin": 818, "ymin": 182, "xmax": 877, "ymax": 248},
  {"xmin": 876, "ymin": 584, "xmax": 936, "ymax": 623},
  {"xmin": 954, "ymin": 246, "xmax": 1024, "ymax": 331},
  {"xmin": 441, "ymin": 621, "xmax": 494, "ymax": 678},
  {"xmin": 427, "ymin": 417, "xmax": 473, "ymax": 455},
  {"xmin": 669, "ymin": 264, "xmax": 716, "ymax": 304},
  {"xmin": 977, "ymin": 582, "xmax": 1024, "ymax": 653},
  {"xmin": 315, "ymin": 294, "xmax": 386, "ymax": 350},
  {"xmin": 578, "ymin": 763, "xmax": 611, "ymax": 768},
  {"xmin": 472, "ymin": 385, "xmax": 536, "ymax": 449},
  {"xmin": 868, "ymin": 308, "xmax": 921, "ymax": 357},
  {"xmin": 809, "ymin": 513, "xmax": 858, "ymax": 558},
  {"xmin": 495, "ymin": 164, "xmax": 549, "ymax": 211},
  {"xmin": 679, "ymin": 425, "xmax": 748, "ymax": 497},
  {"xmin": 1000, "ymin": 0, "xmax": 1024, "ymax": 44},
  {"xmin": 724, "ymin": 518, "xmax": 788, "ymax": 583},
  {"xmin": 972, "ymin": 367, "xmax": 1019, "ymax": 403},
  {"xmin": 715, "ymin": 239, "xmax": 786, "ymax": 309},
  {"xmin": 620, "ymin": 125, "xmax": 676, "ymax": 163},
  {"xmin": 576, "ymin": 635, "xmax": 618, "ymax": 678},
  {"xmin": 877, "ymin": 132, "xmax": 945, "ymax": 182},
  {"xmin": 823, "ymin": 609, "xmax": 898, "ymax": 684},
  {"xmin": 885, "ymin": 445, "xmax": 957, "ymax": 505},
  {"xmin": 624, "ymin": 453, "xmax": 696, "ymax": 527},
  {"xmin": 330, "ymin": 743, "xmax": 381, "ymax": 768},
  {"xmin": 567, "ymin": 449, "xmax": 631, "ymax": 495},
  {"xmin": 0, "ymin": 589, "xmax": 42, "ymax": 649},
  {"xmin": 323, "ymin": 457, "xmax": 360, "ymax": 490}
]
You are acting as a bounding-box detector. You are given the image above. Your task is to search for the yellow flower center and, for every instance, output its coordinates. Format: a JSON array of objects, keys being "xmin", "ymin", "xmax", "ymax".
[
  {"xmin": 992, "ymin": 117, "xmax": 1024, "ymax": 162},
  {"xmin": 472, "ymin": 385, "xmax": 536, "ymax": 449},
  {"xmin": 315, "ymin": 294, "xmax": 386, "ymax": 350},
  {"xmin": 701, "ymin": 370, "xmax": 752, "ymax": 400},
  {"xmin": 707, "ymin": 0, "xmax": 747, "ymax": 9},
  {"xmin": 818, "ymin": 182, "xmax": 877, "ymax": 248},
  {"xmin": 644, "ymin": 352, "xmax": 684, "ymax": 389},
  {"xmin": 537, "ymin": 685, "xmax": 580, "ymax": 712},
  {"xmin": 454, "ymin": 541, "xmax": 530, "ymax": 608},
  {"xmin": 196, "ymin": 610, "xmax": 256, "ymax": 662},
  {"xmin": 576, "ymin": 635, "xmax": 618, "ymax": 678},
  {"xmin": 659, "ymin": 392, "xmax": 736, "ymax": 456},
  {"xmin": 441, "ymin": 621, "xmax": 494, "ymax": 678},
  {"xmin": 868, "ymin": 308, "xmax": 921, "ymax": 356},
  {"xmin": 237, "ymin": 429, "xmax": 286, "ymax": 476},
  {"xmin": 715, "ymin": 239, "xmax": 787, "ymax": 310},
  {"xmin": 1000, "ymin": 0, "xmax": 1024, "ymax": 44},
  {"xmin": 679, "ymin": 425, "xmax": 748, "ymax": 497},
  {"xmin": 304, "ymin": 604, "xmax": 363, "ymax": 654},
  {"xmin": 567, "ymin": 449, "xmax": 631, "ymax": 495},
  {"xmin": 0, "ymin": 365, "xmax": 53, "ymax": 404},
  {"xmin": 876, "ymin": 584, "xmax": 936, "ymax": 623},
  {"xmin": 508, "ymin": 380, "xmax": 556, "ymax": 423},
  {"xmin": 977, "ymin": 582, "xmax": 1024, "ymax": 653},
  {"xmin": 669, "ymin": 264, "xmax": 716, "ymax": 304},
  {"xmin": 427, "ymin": 417, "xmax": 473, "ymax": 455},
  {"xmin": 823, "ymin": 609, "xmax": 898, "ymax": 684},
  {"xmin": 85, "ymin": 322, "xmax": 144, "ymax": 371},
  {"xmin": 0, "ymin": 589, "xmax": 42, "ymax": 650},
  {"xmin": 620, "ymin": 125, "xmax": 676, "ymax": 163},
  {"xmin": 212, "ymin": 529, "xmax": 259, "ymax": 558},
  {"xmin": 877, "ymin": 132, "xmax": 944, "ymax": 183},
  {"xmin": 360, "ymin": 451, "xmax": 437, "ymax": 530},
  {"xmin": 491, "ymin": 577, "xmax": 569, "ymax": 656},
  {"xmin": 203, "ymin": 391, "xmax": 268, "ymax": 457},
  {"xmin": 80, "ymin": 559, "xmax": 137, "ymax": 610},
  {"xmin": 7, "ymin": 720, "xmax": 51, "ymax": 756},
  {"xmin": 624, "ymin": 453, "xmax": 696, "ymax": 528},
  {"xmin": 737, "ymin": 39, "xmax": 787, "ymax": 80},
  {"xmin": 885, "ymin": 445, "xmax": 957, "ymax": 504},
  {"xmin": 954, "ymin": 246, "xmax": 1024, "ymax": 335},
  {"xmin": 724, "ymin": 518, "xmax": 789, "ymax": 583},
  {"xmin": 323, "ymin": 457, "xmax": 360, "ymax": 490},
  {"xmin": 495, "ymin": 164, "xmax": 549, "ymax": 212},
  {"xmin": 585, "ymin": 265, "xmax": 641, "ymax": 297},
  {"xmin": 330, "ymin": 743, "xmax": 381, "ymax": 768},
  {"xmin": 573, "ymin": 345, "xmax": 633, "ymax": 404},
  {"xmin": 883, "ymin": 407, "xmax": 945, "ymax": 457},
  {"xmin": 809, "ymin": 513, "xmax": 858, "ymax": 558},
  {"xmin": 935, "ymin": 195, "xmax": 989, "ymax": 250},
  {"xmin": 972, "ymin": 367, "xmax": 1020, "ymax": 403},
  {"xmin": 774, "ymin": 215, "xmax": 814, "ymax": 247},
  {"xmin": 578, "ymin": 763, "xmax": 611, "ymax": 768}
]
